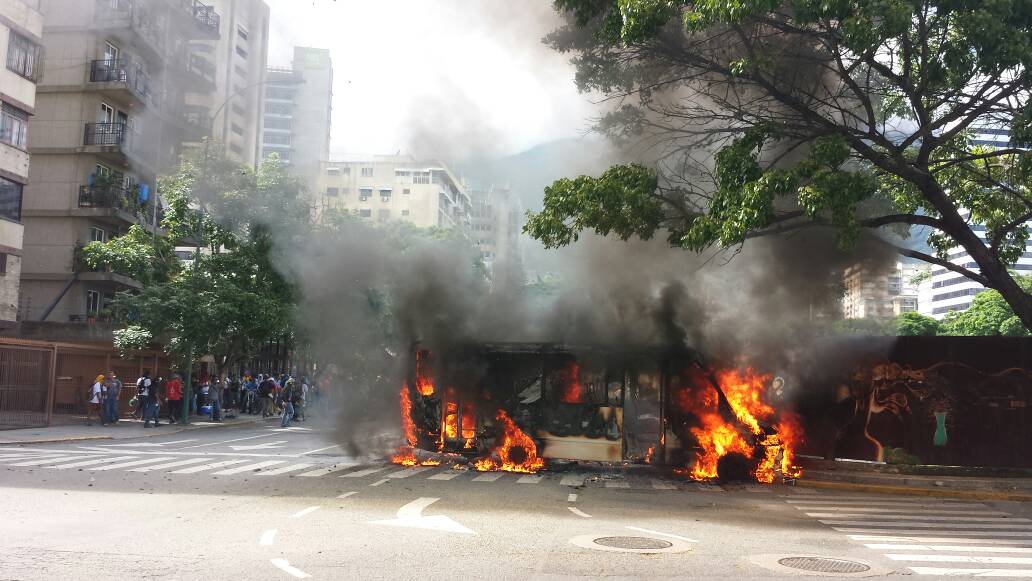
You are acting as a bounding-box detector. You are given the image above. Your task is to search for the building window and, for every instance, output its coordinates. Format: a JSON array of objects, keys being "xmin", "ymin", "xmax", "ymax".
[
  {"xmin": 237, "ymin": 26, "xmax": 248, "ymax": 41},
  {"xmin": 264, "ymin": 118, "xmax": 292, "ymax": 130},
  {"xmin": 401, "ymin": 210, "xmax": 410, "ymax": 217},
  {"xmin": 235, "ymin": 46, "xmax": 248, "ymax": 59},
  {"xmin": 327, "ymin": 167, "xmax": 340, "ymax": 175},
  {"xmin": 359, "ymin": 187, "xmax": 372, "ymax": 201},
  {"xmin": 0, "ymin": 176, "xmax": 23, "ymax": 222},
  {"xmin": 360, "ymin": 167, "xmax": 374, "ymax": 177},
  {"xmin": 231, "ymin": 123, "xmax": 244, "ymax": 136},
  {"xmin": 0, "ymin": 103, "xmax": 29, "ymax": 149},
  {"xmin": 86, "ymin": 290, "xmax": 101, "ymax": 316},
  {"xmin": 412, "ymin": 171, "xmax": 430, "ymax": 184},
  {"xmin": 264, "ymin": 133, "xmax": 290, "ymax": 145},
  {"xmin": 231, "ymin": 104, "xmax": 247, "ymax": 117},
  {"xmin": 359, "ymin": 209, "xmax": 371, "ymax": 218},
  {"xmin": 379, "ymin": 188, "xmax": 392, "ymax": 201},
  {"xmin": 234, "ymin": 64, "xmax": 248, "ymax": 78},
  {"xmin": 90, "ymin": 226, "xmax": 108, "ymax": 243},
  {"xmin": 265, "ymin": 102, "xmax": 291, "ymax": 115},
  {"xmin": 6, "ymin": 32, "xmax": 43, "ymax": 82},
  {"xmin": 378, "ymin": 209, "xmax": 390, "ymax": 222},
  {"xmin": 229, "ymin": 142, "xmax": 243, "ymax": 155},
  {"xmin": 403, "ymin": 188, "xmax": 411, "ymax": 195},
  {"xmin": 326, "ymin": 187, "xmax": 339, "ymax": 196},
  {"xmin": 266, "ymin": 87, "xmax": 295, "ymax": 100}
]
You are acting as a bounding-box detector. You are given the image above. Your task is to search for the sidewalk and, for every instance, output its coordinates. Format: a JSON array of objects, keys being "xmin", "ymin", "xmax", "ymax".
[
  {"xmin": 0, "ymin": 413, "xmax": 277, "ymax": 445},
  {"xmin": 796, "ymin": 457, "xmax": 1032, "ymax": 501}
]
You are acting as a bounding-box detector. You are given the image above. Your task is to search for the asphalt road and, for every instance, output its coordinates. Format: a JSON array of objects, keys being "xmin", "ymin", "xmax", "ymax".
[{"xmin": 1, "ymin": 418, "xmax": 1030, "ymax": 580}]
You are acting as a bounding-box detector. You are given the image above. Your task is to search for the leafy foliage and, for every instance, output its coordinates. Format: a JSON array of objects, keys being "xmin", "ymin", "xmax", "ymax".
[
  {"xmin": 895, "ymin": 312, "xmax": 940, "ymax": 337},
  {"xmin": 939, "ymin": 276, "xmax": 1032, "ymax": 336},
  {"xmin": 535, "ymin": 0, "xmax": 1032, "ymax": 327}
]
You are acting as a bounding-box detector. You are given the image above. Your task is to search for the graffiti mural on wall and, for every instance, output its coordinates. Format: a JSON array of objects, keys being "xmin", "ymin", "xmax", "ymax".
[{"xmin": 827, "ymin": 360, "xmax": 1031, "ymax": 468}]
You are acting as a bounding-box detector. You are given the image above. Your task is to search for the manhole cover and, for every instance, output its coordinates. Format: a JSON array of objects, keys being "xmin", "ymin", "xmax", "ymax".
[
  {"xmin": 593, "ymin": 536, "xmax": 673, "ymax": 550},
  {"xmin": 778, "ymin": 557, "xmax": 871, "ymax": 574}
]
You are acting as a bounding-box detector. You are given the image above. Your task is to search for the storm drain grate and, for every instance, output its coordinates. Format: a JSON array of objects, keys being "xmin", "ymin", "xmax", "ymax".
[
  {"xmin": 593, "ymin": 536, "xmax": 673, "ymax": 550},
  {"xmin": 777, "ymin": 557, "xmax": 871, "ymax": 574}
]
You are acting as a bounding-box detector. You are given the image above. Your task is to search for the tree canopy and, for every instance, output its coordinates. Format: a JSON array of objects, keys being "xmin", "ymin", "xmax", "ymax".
[
  {"xmin": 528, "ymin": 0, "xmax": 1032, "ymax": 328},
  {"xmin": 940, "ymin": 275, "xmax": 1032, "ymax": 336}
]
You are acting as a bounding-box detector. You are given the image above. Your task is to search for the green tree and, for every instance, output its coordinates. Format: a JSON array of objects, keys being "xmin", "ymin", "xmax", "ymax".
[
  {"xmin": 527, "ymin": 0, "xmax": 1032, "ymax": 328},
  {"xmin": 895, "ymin": 311, "xmax": 940, "ymax": 337},
  {"xmin": 940, "ymin": 275, "xmax": 1032, "ymax": 336}
]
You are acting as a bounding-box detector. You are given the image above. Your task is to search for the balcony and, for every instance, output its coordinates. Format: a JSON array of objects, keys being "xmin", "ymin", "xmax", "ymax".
[
  {"xmin": 191, "ymin": 1, "xmax": 220, "ymax": 38},
  {"xmin": 88, "ymin": 59, "xmax": 152, "ymax": 105},
  {"xmin": 93, "ymin": 0, "xmax": 166, "ymax": 60},
  {"xmin": 78, "ymin": 183, "xmax": 138, "ymax": 213},
  {"xmin": 84, "ymin": 122, "xmax": 129, "ymax": 147}
]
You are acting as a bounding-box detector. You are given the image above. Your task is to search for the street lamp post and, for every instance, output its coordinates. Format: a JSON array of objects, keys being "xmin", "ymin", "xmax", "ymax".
[{"xmin": 179, "ymin": 76, "xmax": 303, "ymax": 425}]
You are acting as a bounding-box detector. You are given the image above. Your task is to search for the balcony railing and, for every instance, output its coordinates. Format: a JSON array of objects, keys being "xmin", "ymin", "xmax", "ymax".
[
  {"xmin": 192, "ymin": 1, "xmax": 220, "ymax": 36},
  {"xmin": 185, "ymin": 53, "xmax": 215, "ymax": 83},
  {"xmin": 88, "ymin": 59, "xmax": 152, "ymax": 103},
  {"xmin": 94, "ymin": 0, "xmax": 166, "ymax": 56},
  {"xmin": 78, "ymin": 183, "xmax": 136, "ymax": 212},
  {"xmin": 84, "ymin": 122, "xmax": 129, "ymax": 147}
]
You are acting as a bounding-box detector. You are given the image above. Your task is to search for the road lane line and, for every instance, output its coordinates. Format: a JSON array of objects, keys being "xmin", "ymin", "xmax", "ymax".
[
  {"xmin": 211, "ymin": 460, "xmax": 286, "ymax": 475},
  {"xmin": 270, "ymin": 558, "xmax": 311, "ymax": 579},
  {"xmin": 337, "ymin": 492, "xmax": 357, "ymax": 499},
  {"xmin": 786, "ymin": 500, "xmax": 987, "ymax": 508},
  {"xmin": 820, "ymin": 521, "xmax": 1032, "ymax": 530},
  {"xmin": 625, "ymin": 526, "xmax": 699, "ymax": 543},
  {"xmin": 850, "ymin": 535, "xmax": 1032, "ymax": 545},
  {"xmin": 259, "ymin": 529, "xmax": 276, "ymax": 546},
  {"xmin": 340, "ymin": 466, "xmax": 388, "ymax": 478},
  {"xmin": 428, "ymin": 471, "xmax": 461, "ymax": 481},
  {"xmin": 886, "ymin": 554, "xmax": 1032, "ymax": 565},
  {"xmin": 604, "ymin": 480, "xmax": 630, "ymax": 489},
  {"xmin": 567, "ymin": 493, "xmax": 577, "ymax": 502},
  {"xmin": 127, "ymin": 458, "xmax": 211, "ymax": 472},
  {"xmin": 833, "ymin": 528, "xmax": 1032, "ymax": 537},
  {"xmin": 865, "ymin": 544, "xmax": 1032, "ymax": 553},
  {"xmin": 90, "ymin": 457, "xmax": 175, "ymax": 471},
  {"xmin": 257, "ymin": 463, "xmax": 313, "ymax": 476},
  {"xmin": 806, "ymin": 513, "xmax": 1030, "ymax": 522},
  {"xmin": 8, "ymin": 455, "xmax": 83, "ymax": 466},
  {"xmin": 171, "ymin": 459, "xmax": 247, "ymax": 474},
  {"xmin": 49, "ymin": 456, "xmax": 138, "ymax": 469},
  {"xmin": 794, "ymin": 507, "xmax": 1009, "ymax": 515},
  {"xmin": 472, "ymin": 473, "xmax": 502, "ymax": 482},
  {"xmin": 369, "ymin": 479, "xmax": 389, "ymax": 487},
  {"xmin": 517, "ymin": 475, "xmax": 543, "ymax": 484},
  {"xmin": 297, "ymin": 464, "xmax": 356, "ymax": 477},
  {"xmin": 176, "ymin": 433, "xmax": 281, "ymax": 450},
  {"xmin": 651, "ymin": 479, "xmax": 677, "ymax": 490},
  {"xmin": 290, "ymin": 506, "xmax": 320, "ymax": 519},
  {"xmin": 387, "ymin": 467, "xmax": 432, "ymax": 479},
  {"xmin": 560, "ymin": 475, "xmax": 585, "ymax": 487},
  {"xmin": 568, "ymin": 507, "xmax": 592, "ymax": 518},
  {"xmin": 299, "ymin": 445, "xmax": 339, "ymax": 455},
  {"xmin": 909, "ymin": 567, "xmax": 1032, "ymax": 577}
]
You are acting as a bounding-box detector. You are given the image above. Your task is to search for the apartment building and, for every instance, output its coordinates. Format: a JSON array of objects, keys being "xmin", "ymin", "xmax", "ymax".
[
  {"xmin": 318, "ymin": 156, "xmax": 472, "ymax": 230},
  {"xmin": 919, "ymin": 127, "xmax": 1032, "ymax": 319},
  {"xmin": 262, "ymin": 46, "xmax": 332, "ymax": 189},
  {"xmin": 842, "ymin": 260, "xmax": 928, "ymax": 319},
  {"xmin": 18, "ymin": 0, "xmax": 222, "ymax": 327},
  {"xmin": 184, "ymin": 0, "xmax": 267, "ymax": 165},
  {"xmin": 0, "ymin": 0, "xmax": 43, "ymax": 326},
  {"xmin": 469, "ymin": 186, "xmax": 523, "ymax": 285}
]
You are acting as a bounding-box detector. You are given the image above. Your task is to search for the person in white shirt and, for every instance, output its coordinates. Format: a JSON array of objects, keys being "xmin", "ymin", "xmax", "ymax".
[{"xmin": 87, "ymin": 374, "xmax": 104, "ymax": 426}]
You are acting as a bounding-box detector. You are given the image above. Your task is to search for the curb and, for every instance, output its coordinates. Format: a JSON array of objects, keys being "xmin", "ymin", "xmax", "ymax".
[
  {"xmin": 797, "ymin": 479, "xmax": 1032, "ymax": 502},
  {"xmin": 0, "ymin": 416, "xmax": 276, "ymax": 446}
]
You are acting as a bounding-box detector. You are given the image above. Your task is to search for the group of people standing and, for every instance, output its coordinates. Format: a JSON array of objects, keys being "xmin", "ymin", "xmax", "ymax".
[{"xmin": 86, "ymin": 370, "xmax": 313, "ymax": 428}]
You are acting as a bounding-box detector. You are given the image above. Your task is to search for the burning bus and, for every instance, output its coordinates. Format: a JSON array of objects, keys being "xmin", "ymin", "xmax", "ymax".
[{"xmin": 391, "ymin": 343, "xmax": 802, "ymax": 483}]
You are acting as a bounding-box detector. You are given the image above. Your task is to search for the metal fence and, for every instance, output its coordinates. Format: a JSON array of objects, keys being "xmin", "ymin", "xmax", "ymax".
[{"xmin": 0, "ymin": 345, "xmax": 54, "ymax": 429}]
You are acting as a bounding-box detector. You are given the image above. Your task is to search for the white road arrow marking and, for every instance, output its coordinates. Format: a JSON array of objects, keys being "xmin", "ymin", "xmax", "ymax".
[
  {"xmin": 101, "ymin": 439, "xmax": 198, "ymax": 448},
  {"xmin": 229, "ymin": 440, "xmax": 287, "ymax": 451},
  {"xmin": 371, "ymin": 497, "xmax": 474, "ymax": 535}
]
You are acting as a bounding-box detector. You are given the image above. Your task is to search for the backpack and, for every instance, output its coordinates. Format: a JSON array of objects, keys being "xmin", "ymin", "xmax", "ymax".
[
  {"xmin": 85, "ymin": 383, "xmax": 95, "ymax": 402},
  {"xmin": 137, "ymin": 377, "xmax": 148, "ymax": 397}
]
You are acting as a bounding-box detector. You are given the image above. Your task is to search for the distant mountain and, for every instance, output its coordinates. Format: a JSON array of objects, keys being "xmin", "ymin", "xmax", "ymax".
[{"xmin": 457, "ymin": 137, "xmax": 621, "ymax": 209}]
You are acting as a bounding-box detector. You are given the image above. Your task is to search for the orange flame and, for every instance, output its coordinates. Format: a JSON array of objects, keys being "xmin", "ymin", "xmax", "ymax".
[
  {"xmin": 415, "ymin": 350, "xmax": 434, "ymax": 396},
  {"xmin": 390, "ymin": 385, "xmax": 439, "ymax": 466},
  {"xmin": 474, "ymin": 410, "xmax": 545, "ymax": 473},
  {"xmin": 674, "ymin": 366, "xmax": 801, "ymax": 483},
  {"xmin": 461, "ymin": 403, "xmax": 476, "ymax": 449},
  {"xmin": 444, "ymin": 401, "xmax": 459, "ymax": 439},
  {"xmin": 558, "ymin": 362, "xmax": 582, "ymax": 404}
]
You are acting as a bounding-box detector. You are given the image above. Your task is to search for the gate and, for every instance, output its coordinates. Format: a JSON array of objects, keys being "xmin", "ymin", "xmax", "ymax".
[{"xmin": 0, "ymin": 343, "xmax": 55, "ymax": 429}]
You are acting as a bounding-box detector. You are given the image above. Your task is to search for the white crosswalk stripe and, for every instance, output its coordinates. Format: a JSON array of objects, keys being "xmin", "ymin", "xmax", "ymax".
[
  {"xmin": 297, "ymin": 464, "xmax": 357, "ymax": 478},
  {"xmin": 560, "ymin": 474, "xmax": 585, "ymax": 487},
  {"xmin": 128, "ymin": 458, "xmax": 212, "ymax": 472},
  {"xmin": 212, "ymin": 460, "xmax": 286, "ymax": 475},
  {"xmin": 651, "ymin": 479, "xmax": 677, "ymax": 490},
  {"xmin": 386, "ymin": 467, "xmax": 432, "ymax": 479},
  {"xmin": 9, "ymin": 455, "xmax": 83, "ymax": 466},
  {"xmin": 787, "ymin": 494, "xmax": 1032, "ymax": 576},
  {"xmin": 517, "ymin": 475, "xmax": 543, "ymax": 484},
  {"xmin": 428, "ymin": 470, "xmax": 462, "ymax": 481},
  {"xmin": 604, "ymin": 480, "xmax": 630, "ymax": 489},
  {"xmin": 92, "ymin": 457, "xmax": 175, "ymax": 471},
  {"xmin": 694, "ymin": 483, "xmax": 724, "ymax": 493},
  {"xmin": 49, "ymin": 456, "xmax": 138, "ymax": 469},
  {"xmin": 172, "ymin": 459, "xmax": 248, "ymax": 474},
  {"xmin": 340, "ymin": 467, "xmax": 388, "ymax": 478},
  {"xmin": 257, "ymin": 463, "xmax": 314, "ymax": 476},
  {"xmin": 472, "ymin": 472, "xmax": 502, "ymax": 482}
]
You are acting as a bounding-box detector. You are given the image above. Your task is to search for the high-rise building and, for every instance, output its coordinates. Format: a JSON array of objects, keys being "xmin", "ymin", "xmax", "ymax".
[
  {"xmin": 18, "ymin": 0, "xmax": 223, "ymax": 327},
  {"xmin": 920, "ymin": 127, "xmax": 1032, "ymax": 318},
  {"xmin": 469, "ymin": 186, "xmax": 523, "ymax": 286},
  {"xmin": 318, "ymin": 156, "xmax": 471, "ymax": 230},
  {"xmin": 842, "ymin": 260, "xmax": 927, "ymax": 319},
  {"xmin": 261, "ymin": 46, "xmax": 332, "ymax": 189},
  {"xmin": 0, "ymin": 0, "xmax": 44, "ymax": 327},
  {"xmin": 185, "ymin": 0, "xmax": 268, "ymax": 165}
]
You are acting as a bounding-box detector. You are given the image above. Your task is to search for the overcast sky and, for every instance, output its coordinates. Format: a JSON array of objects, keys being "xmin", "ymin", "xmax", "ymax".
[{"xmin": 264, "ymin": 0, "xmax": 597, "ymax": 161}]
